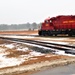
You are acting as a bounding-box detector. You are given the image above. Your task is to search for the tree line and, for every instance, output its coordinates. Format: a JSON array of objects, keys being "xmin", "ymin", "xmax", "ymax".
[{"xmin": 0, "ymin": 22, "xmax": 41, "ymax": 31}]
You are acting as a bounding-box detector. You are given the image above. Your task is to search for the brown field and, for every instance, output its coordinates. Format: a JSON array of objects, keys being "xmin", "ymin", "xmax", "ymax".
[{"xmin": 0, "ymin": 30, "xmax": 38, "ymax": 35}]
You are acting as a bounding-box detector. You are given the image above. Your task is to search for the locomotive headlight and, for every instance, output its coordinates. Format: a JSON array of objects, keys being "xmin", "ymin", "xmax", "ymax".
[{"xmin": 46, "ymin": 24, "xmax": 49, "ymax": 26}]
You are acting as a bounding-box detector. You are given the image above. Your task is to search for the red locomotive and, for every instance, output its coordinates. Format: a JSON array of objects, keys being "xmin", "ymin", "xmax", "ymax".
[{"xmin": 38, "ymin": 15, "xmax": 75, "ymax": 36}]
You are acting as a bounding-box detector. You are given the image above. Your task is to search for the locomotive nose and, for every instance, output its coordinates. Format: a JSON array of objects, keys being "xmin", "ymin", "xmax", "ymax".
[{"xmin": 45, "ymin": 17, "xmax": 50, "ymax": 21}]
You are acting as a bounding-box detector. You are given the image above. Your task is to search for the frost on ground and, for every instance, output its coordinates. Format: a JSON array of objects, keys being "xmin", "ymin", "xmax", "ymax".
[
  {"xmin": 0, "ymin": 41, "xmax": 45, "ymax": 69},
  {"xmin": 0, "ymin": 36, "xmax": 75, "ymax": 75},
  {"xmin": 0, "ymin": 36, "xmax": 75, "ymax": 69},
  {"xmin": 0, "ymin": 39, "xmax": 75, "ymax": 69}
]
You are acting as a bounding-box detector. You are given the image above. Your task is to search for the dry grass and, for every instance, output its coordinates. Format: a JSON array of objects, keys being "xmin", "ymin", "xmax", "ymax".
[
  {"xmin": 0, "ymin": 39, "xmax": 12, "ymax": 44},
  {"xmin": 6, "ymin": 50, "xmax": 31, "ymax": 58},
  {"xmin": 0, "ymin": 30, "xmax": 38, "ymax": 35},
  {"xmin": 20, "ymin": 55, "xmax": 74, "ymax": 66}
]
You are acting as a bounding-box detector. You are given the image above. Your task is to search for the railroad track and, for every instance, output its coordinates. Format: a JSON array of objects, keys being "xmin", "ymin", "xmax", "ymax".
[{"xmin": 0, "ymin": 37, "xmax": 75, "ymax": 55}]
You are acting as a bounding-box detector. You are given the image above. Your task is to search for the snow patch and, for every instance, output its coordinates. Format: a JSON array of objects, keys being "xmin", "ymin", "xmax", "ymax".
[
  {"xmin": 0, "ymin": 57, "xmax": 25, "ymax": 68},
  {"xmin": 0, "ymin": 43, "xmax": 45, "ymax": 68},
  {"xmin": 40, "ymin": 37, "xmax": 67, "ymax": 40},
  {"xmin": 54, "ymin": 50, "xmax": 75, "ymax": 57},
  {"xmin": 30, "ymin": 51, "xmax": 44, "ymax": 56},
  {"xmin": 55, "ymin": 51, "xmax": 65, "ymax": 55},
  {"xmin": 1, "ymin": 35, "xmax": 35, "ymax": 39},
  {"xmin": 0, "ymin": 48, "xmax": 6, "ymax": 53},
  {"xmin": 30, "ymin": 58, "xmax": 38, "ymax": 60},
  {"xmin": 5, "ymin": 44, "xmax": 15, "ymax": 49},
  {"xmin": 17, "ymin": 47, "xmax": 29, "ymax": 52}
]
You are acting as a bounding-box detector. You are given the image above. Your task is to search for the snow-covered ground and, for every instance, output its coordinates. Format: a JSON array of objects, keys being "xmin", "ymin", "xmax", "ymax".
[
  {"xmin": 0, "ymin": 43, "xmax": 44, "ymax": 68},
  {"xmin": 0, "ymin": 35, "xmax": 75, "ymax": 69},
  {"xmin": 0, "ymin": 35, "xmax": 35, "ymax": 39}
]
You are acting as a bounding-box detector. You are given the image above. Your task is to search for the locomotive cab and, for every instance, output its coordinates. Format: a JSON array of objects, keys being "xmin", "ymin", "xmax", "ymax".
[{"xmin": 38, "ymin": 17, "xmax": 54, "ymax": 36}]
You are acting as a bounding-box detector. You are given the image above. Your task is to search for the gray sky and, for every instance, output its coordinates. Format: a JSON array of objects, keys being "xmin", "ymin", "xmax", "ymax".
[{"xmin": 0, "ymin": 0, "xmax": 75, "ymax": 24}]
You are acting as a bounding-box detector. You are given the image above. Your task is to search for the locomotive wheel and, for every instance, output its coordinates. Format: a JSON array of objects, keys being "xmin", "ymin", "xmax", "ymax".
[
  {"xmin": 38, "ymin": 31, "xmax": 42, "ymax": 36},
  {"xmin": 55, "ymin": 34, "xmax": 57, "ymax": 36},
  {"xmin": 68, "ymin": 33, "xmax": 72, "ymax": 36},
  {"xmin": 68, "ymin": 30, "xmax": 72, "ymax": 36}
]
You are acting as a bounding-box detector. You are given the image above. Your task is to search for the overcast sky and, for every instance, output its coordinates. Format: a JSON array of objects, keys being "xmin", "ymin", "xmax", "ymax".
[{"xmin": 0, "ymin": 0, "xmax": 75, "ymax": 24}]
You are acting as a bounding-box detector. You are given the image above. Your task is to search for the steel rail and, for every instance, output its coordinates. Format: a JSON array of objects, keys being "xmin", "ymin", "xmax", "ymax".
[{"xmin": 0, "ymin": 37, "xmax": 75, "ymax": 54}]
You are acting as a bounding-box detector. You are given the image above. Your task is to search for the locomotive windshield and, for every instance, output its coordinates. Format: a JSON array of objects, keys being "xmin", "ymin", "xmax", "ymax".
[
  {"xmin": 45, "ymin": 20, "xmax": 52, "ymax": 23},
  {"xmin": 45, "ymin": 17, "xmax": 51, "ymax": 23},
  {"xmin": 45, "ymin": 20, "xmax": 49, "ymax": 23},
  {"xmin": 50, "ymin": 20, "xmax": 52, "ymax": 23}
]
